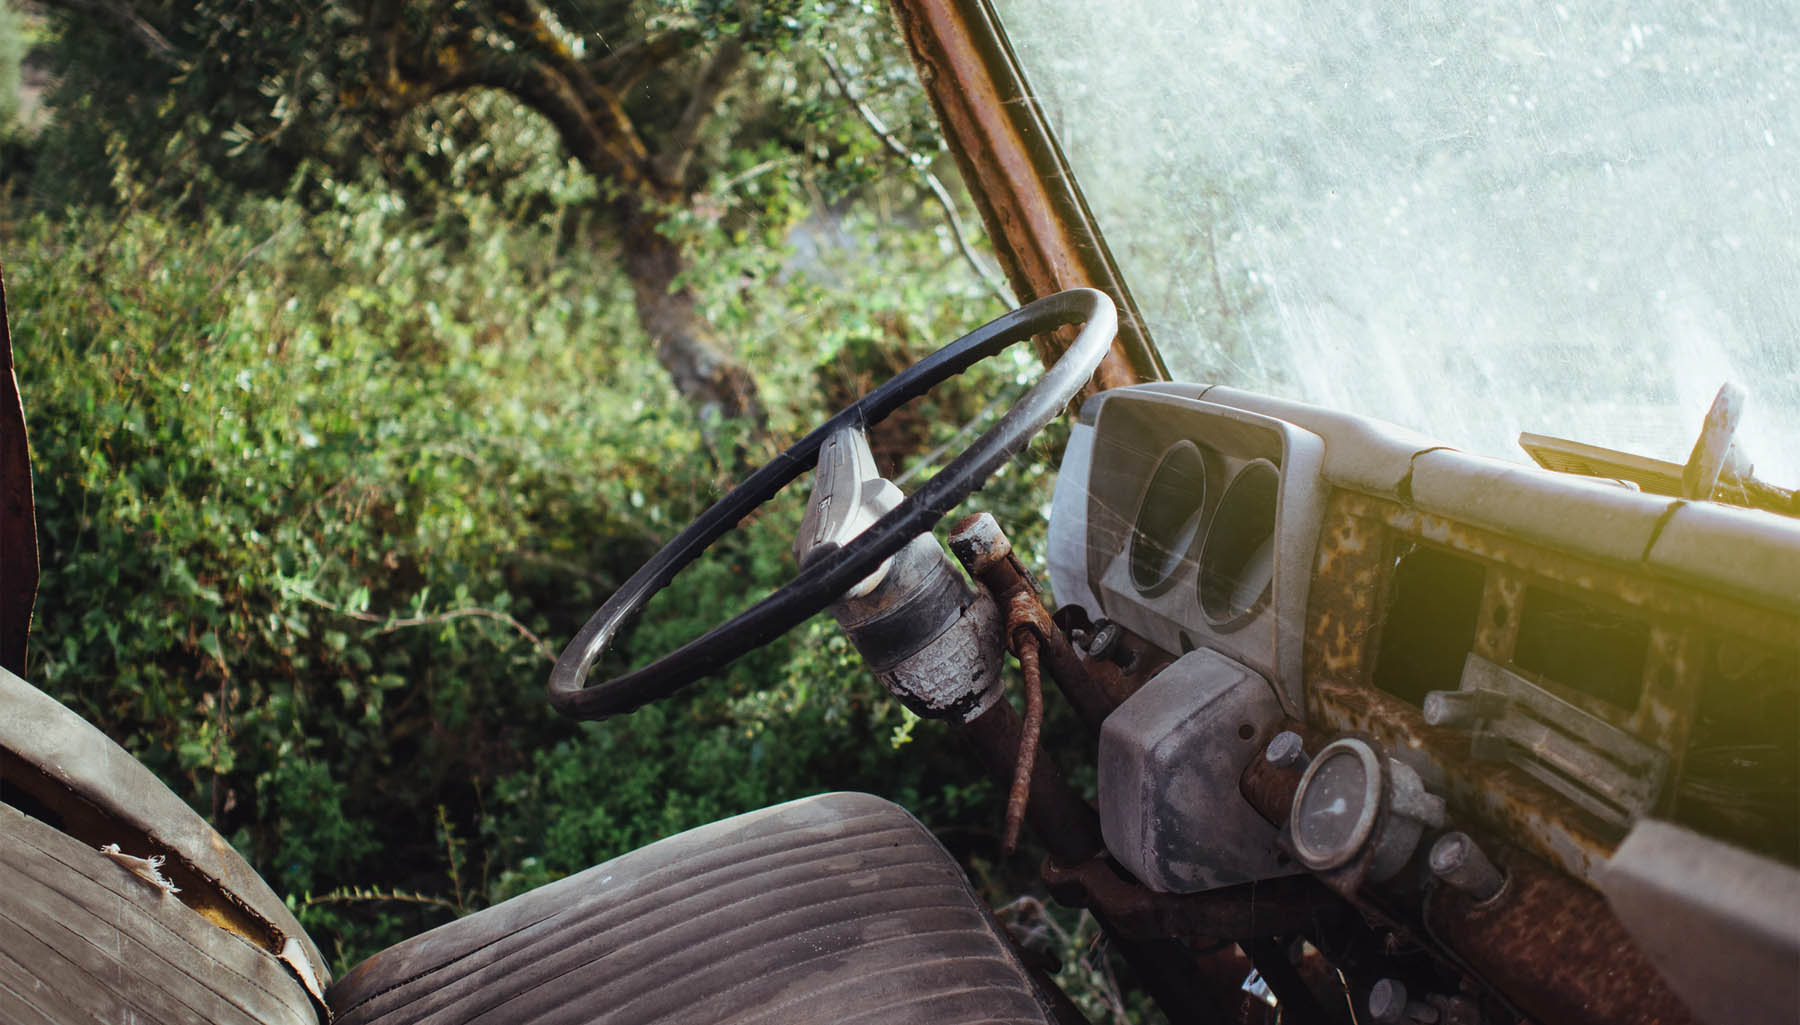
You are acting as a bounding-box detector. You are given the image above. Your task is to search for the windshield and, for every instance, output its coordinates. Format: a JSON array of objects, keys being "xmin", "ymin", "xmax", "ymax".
[{"xmin": 991, "ymin": 0, "xmax": 1800, "ymax": 486}]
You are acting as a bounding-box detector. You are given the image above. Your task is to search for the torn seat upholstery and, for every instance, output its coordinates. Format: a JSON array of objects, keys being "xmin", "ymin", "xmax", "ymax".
[
  {"xmin": 0, "ymin": 667, "xmax": 327, "ymax": 1023},
  {"xmin": 327, "ymin": 792, "xmax": 1062, "ymax": 1025}
]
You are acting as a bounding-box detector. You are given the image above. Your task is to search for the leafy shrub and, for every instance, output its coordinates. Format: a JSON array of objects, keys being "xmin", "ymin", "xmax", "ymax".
[{"xmin": 4, "ymin": 144, "xmax": 1065, "ymax": 970}]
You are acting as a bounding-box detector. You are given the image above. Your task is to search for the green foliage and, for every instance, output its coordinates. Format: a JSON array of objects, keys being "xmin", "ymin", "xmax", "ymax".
[
  {"xmin": 22, "ymin": 0, "xmax": 944, "ymax": 223},
  {"xmin": 3, "ymin": 0, "xmax": 1093, "ymax": 994},
  {"xmin": 999, "ymin": 899, "xmax": 1170, "ymax": 1025},
  {"xmin": 4, "ymin": 136, "xmax": 1050, "ymax": 973},
  {"xmin": 11, "ymin": 179, "xmax": 656, "ymax": 952}
]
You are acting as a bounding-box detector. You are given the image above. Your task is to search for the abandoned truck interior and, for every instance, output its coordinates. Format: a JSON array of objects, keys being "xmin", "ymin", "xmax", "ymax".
[{"xmin": 3, "ymin": 0, "xmax": 1799, "ymax": 1023}]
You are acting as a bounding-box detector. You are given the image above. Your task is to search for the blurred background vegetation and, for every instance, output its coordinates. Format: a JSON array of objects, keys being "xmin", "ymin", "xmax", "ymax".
[{"xmin": 0, "ymin": 2, "xmax": 1151, "ymax": 1015}]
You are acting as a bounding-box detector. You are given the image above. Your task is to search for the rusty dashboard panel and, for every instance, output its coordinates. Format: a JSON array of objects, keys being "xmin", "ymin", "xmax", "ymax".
[
  {"xmin": 1048, "ymin": 382, "xmax": 1798, "ymax": 1025},
  {"xmin": 1058, "ymin": 382, "xmax": 1800, "ymax": 885},
  {"xmin": 1303, "ymin": 484, "xmax": 1800, "ymax": 879}
]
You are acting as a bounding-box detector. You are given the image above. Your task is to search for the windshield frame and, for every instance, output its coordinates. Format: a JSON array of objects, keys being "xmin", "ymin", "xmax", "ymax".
[{"xmin": 888, "ymin": 0, "xmax": 1166, "ymax": 395}]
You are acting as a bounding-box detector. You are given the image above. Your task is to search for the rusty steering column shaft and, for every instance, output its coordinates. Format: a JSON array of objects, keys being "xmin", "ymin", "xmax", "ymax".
[{"xmin": 948, "ymin": 511, "xmax": 1101, "ymax": 853}]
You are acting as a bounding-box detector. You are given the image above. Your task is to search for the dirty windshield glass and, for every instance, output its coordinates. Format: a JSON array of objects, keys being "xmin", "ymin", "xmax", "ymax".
[{"xmin": 992, "ymin": 0, "xmax": 1800, "ymax": 485}]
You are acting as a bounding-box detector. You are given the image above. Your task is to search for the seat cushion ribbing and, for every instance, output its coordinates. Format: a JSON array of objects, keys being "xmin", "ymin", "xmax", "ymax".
[
  {"xmin": 0, "ymin": 802, "xmax": 317, "ymax": 1025},
  {"xmin": 327, "ymin": 792, "xmax": 1059, "ymax": 1025}
]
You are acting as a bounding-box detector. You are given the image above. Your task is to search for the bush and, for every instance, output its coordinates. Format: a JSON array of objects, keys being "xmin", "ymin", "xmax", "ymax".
[{"xmin": 4, "ymin": 153, "xmax": 1064, "ymax": 970}]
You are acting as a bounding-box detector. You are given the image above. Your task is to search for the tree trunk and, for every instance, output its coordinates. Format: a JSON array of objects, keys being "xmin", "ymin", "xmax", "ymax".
[
  {"xmin": 616, "ymin": 204, "xmax": 766, "ymax": 432},
  {"xmin": 363, "ymin": 3, "xmax": 769, "ymax": 442}
]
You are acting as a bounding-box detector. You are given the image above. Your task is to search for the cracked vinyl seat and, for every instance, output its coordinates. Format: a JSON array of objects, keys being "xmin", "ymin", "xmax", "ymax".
[
  {"xmin": 1, "ymin": 668, "xmax": 1060, "ymax": 1025},
  {"xmin": 326, "ymin": 792, "xmax": 1064, "ymax": 1025}
]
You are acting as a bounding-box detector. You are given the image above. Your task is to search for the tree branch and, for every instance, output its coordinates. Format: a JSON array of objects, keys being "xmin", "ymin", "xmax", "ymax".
[
  {"xmin": 364, "ymin": 0, "xmax": 407, "ymax": 93},
  {"xmin": 291, "ymin": 588, "xmax": 555, "ymax": 664},
  {"xmin": 301, "ymin": 886, "xmax": 462, "ymax": 913},
  {"xmin": 370, "ymin": 18, "xmax": 658, "ymax": 205},
  {"xmin": 652, "ymin": 36, "xmax": 746, "ymax": 189},
  {"xmin": 820, "ymin": 53, "xmax": 1013, "ymax": 307},
  {"xmin": 593, "ymin": 31, "xmax": 688, "ymax": 91},
  {"xmin": 470, "ymin": 0, "xmax": 662, "ymax": 197},
  {"xmin": 440, "ymin": 55, "xmax": 653, "ymax": 185},
  {"xmin": 486, "ymin": 0, "xmax": 610, "ymax": 119},
  {"xmin": 41, "ymin": 0, "xmax": 182, "ymax": 64},
  {"xmin": 359, "ymin": 0, "xmax": 656, "ymax": 195}
]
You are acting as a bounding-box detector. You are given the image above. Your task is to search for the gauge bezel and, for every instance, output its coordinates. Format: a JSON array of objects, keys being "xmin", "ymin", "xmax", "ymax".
[
  {"xmin": 1197, "ymin": 458, "xmax": 1280, "ymax": 628},
  {"xmin": 1289, "ymin": 737, "xmax": 1386, "ymax": 871},
  {"xmin": 1127, "ymin": 439, "xmax": 1211, "ymax": 597}
]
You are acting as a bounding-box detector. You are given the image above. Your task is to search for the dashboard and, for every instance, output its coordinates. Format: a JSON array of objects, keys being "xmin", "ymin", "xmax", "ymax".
[{"xmin": 1045, "ymin": 382, "xmax": 1800, "ymax": 1022}]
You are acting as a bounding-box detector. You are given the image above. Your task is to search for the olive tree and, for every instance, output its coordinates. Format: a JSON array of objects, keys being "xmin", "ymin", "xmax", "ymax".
[{"xmin": 34, "ymin": 0, "xmax": 944, "ymax": 430}]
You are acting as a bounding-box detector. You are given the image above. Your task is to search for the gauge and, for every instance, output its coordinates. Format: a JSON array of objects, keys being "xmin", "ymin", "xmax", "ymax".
[
  {"xmin": 1290, "ymin": 737, "xmax": 1447, "ymax": 880},
  {"xmin": 1290, "ymin": 739, "xmax": 1382, "ymax": 871},
  {"xmin": 1198, "ymin": 459, "xmax": 1279, "ymax": 626},
  {"xmin": 1128, "ymin": 440, "xmax": 1209, "ymax": 595}
]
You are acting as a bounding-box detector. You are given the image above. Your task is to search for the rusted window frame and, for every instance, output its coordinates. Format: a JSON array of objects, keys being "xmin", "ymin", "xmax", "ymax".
[{"xmin": 887, "ymin": 0, "xmax": 1168, "ymax": 395}]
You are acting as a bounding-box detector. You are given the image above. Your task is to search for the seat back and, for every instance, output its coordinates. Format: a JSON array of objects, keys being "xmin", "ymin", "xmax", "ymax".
[{"xmin": 0, "ymin": 667, "xmax": 327, "ymax": 1022}]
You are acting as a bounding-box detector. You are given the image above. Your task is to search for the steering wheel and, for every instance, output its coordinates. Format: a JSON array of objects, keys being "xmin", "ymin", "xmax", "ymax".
[{"xmin": 548, "ymin": 288, "xmax": 1118, "ymax": 721}]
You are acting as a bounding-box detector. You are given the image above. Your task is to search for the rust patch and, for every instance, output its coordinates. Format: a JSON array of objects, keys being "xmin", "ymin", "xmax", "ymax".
[
  {"xmin": 1237, "ymin": 721, "xmax": 1330, "ymax": 828},
  {"xmin": 1303, "ymin": 495, "xmax": 1391, "ymax": 701},
  {"xmin": 953, "ymin": 513, "xmax": 1124, "ymax": 729},
  {"xmin": 1042, "ymin": 853, "xmax": 1336, "ymax": 942},
  {"xmin": 1304, "ymin": 487, "xmax": 1800, "ymax": 880},
  {"xmin": 1634, "ymin": 627, "xmax": 1700, "ymax": 783},
  {"xmin": 1309, "ymin": 675, "xmax": 1616, "ymax": 880},
  {"xmin": 1427, "ymin": 849, "xmax": 1700, "ymax": 1025},
  {"xmin": 1473, "ymin": 569, "xmax": 1522, "ymax": 663},
  {"xmin": 1340, "ymin": 491, "xmax": 1797, "ymax": 639}
]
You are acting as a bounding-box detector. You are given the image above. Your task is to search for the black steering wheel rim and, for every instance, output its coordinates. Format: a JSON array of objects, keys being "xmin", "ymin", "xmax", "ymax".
[{"xmin": 548, "ymin": 288, "xmax": 1118, "ymax": 721}]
